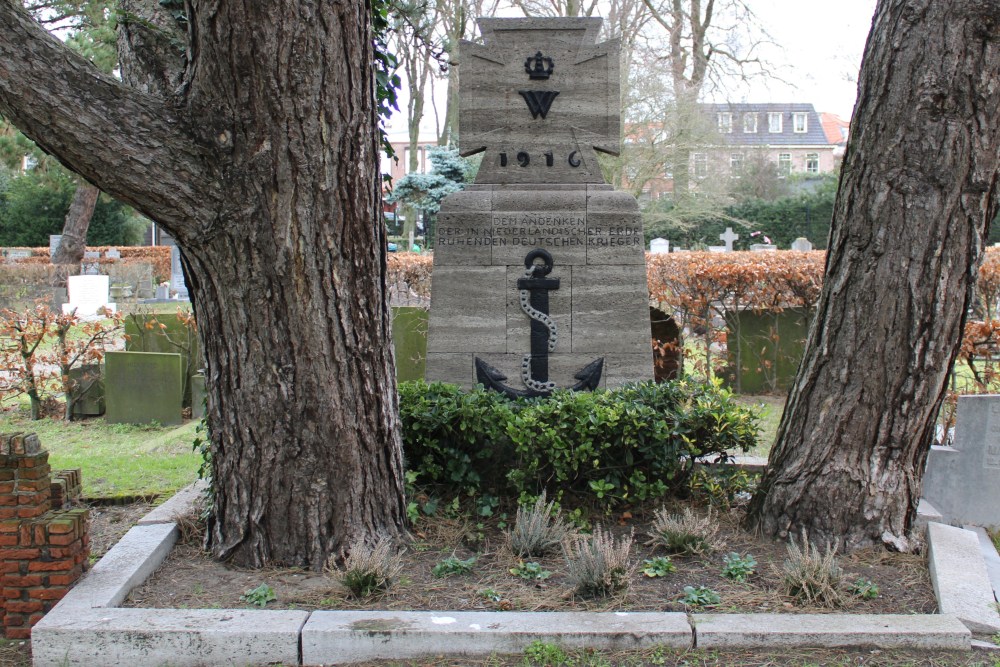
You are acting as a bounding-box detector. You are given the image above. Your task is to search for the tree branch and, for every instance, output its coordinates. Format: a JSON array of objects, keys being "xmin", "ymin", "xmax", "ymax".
[{"xmin": 0, "ymin": 0, "xmax": 219, "ymax": 239}]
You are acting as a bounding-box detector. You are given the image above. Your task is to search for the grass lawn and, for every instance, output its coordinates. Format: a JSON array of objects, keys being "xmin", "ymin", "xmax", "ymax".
[
  {"xmin": 0, "ymin": 404, "xmax": 201, "ymax": 499},
  {"xmin": 734, "ymin": 393, "xmax": 785, "ymax": 458}
]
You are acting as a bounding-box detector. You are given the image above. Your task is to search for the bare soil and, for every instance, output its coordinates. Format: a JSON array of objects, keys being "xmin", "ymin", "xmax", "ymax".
[{"xmin": 123, "ymin": 501, "xmax": 936, "ymax": 617}]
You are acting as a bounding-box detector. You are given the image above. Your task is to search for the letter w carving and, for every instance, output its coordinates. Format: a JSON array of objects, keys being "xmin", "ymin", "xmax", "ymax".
[{"xmin": 519, "ymin": 90, "xmax": 560, "ymax": 119}]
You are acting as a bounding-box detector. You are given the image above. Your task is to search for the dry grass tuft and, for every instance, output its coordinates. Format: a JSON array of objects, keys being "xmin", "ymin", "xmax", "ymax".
[
  {"xmin": 507, "ymin": 492, "xmax": 574, "ymax": 558},
  {"xmin": 646, "ymin": 506, "xmax": 721, "ymax": 555},
  {"xmin": 562, "ymin": 525, "xmax": 634, "ymax": 598},
  {"xmin": 327, "ymin": 535, "xmax": 404, "ymax": 598},
  {"xmin": 780, "ymin": 529, "xmax": 843, "ymax": 607}
]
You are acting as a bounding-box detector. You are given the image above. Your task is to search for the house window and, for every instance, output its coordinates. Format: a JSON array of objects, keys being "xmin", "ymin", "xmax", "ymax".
[
  {"xmin": 403, "ymin": 147, "xmax": 421, "ymax": 173},
  {"xmin": 793, "ymin": 112, "xmax": 808, "ymax": 133},
  {"xmin": 730, "ymin": 152, "xmax": 744, "ymax": 175},
  {"xmin": 743, "ymin": 113, "xmax": 757, "ymax": 133},
  {"xmin": 805, "ymin": 153, "xmax": 819, "ymax": 173},
  {"xmin": 380, "ymin": 153, "xmax": 393, "ymax": 176},
  {"xmin": 717, "ymin": 112, "xmax": 733, "ymax": 133},
  {"xmin": 778, "ymin": 153, "xmax": 791, "ymax": 176},
  {"xmin": 693, "ymin": 153, "xmax": 708, "ymax": 179},
  {"xmin": 768, "ymin": 112, "xmax": 783, "ymax": 133}
]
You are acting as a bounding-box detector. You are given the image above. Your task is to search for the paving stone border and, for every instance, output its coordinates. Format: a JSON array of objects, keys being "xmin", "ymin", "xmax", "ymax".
[{"xmin": 30, "ymin": 483, "xmax": 989, "ymax": 666}]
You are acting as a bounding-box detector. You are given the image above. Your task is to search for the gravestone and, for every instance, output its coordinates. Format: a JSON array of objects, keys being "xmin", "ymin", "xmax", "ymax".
[
  {"xmin": 170, "ymin": 246, "xmax": 189, "ymax": 299},
  {"xmin": 425, "ymin": 17, "xmax": 652, "ymax": 392},
  {"xmin": 105, "ymin": 351, "xmax": 184, "ymax": 425},
  {"xmin": 48, "ymin": 235, "xmax": 62, "ymax": 257},
  {"xmin": 5, "ymin": 249, "xmax": 31, "ymax": 261},
  {"xmin": 719, "ymin": 227, "xmax": 739, "ymax": 252},
  {"xmin": 649, "ymin": 238, "xmax": 669, "ymax": 254},
  {"xmin": 791, "ymin": 237, "xmax": 813, "ymax": 252},
  {"xmin": 82, "ymin": 251, "xmax": 100, "ymax": 275},
  {"xmin": 61, "ymin": 275, "xmax": 116, "ymax": 318},
  {"xmin": 750, "ymin": 244, "xmax": 777, "ymax": 252},
  {"xmin": 105, "ymin": 248, "xmax": 121, "ymax": 260},
  {"xmin": 707, "ymin": 246, "xmax": 726, "ymax": 253},
  {"xmin": 923, "ymin": 395, "xmax": 1000, "ymax": 527}
]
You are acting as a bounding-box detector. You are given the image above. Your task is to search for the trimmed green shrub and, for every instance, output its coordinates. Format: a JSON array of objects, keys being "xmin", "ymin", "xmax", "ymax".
[{"xmin": 398, "ymin": 379, "xmax": 758, "ymax": 511}]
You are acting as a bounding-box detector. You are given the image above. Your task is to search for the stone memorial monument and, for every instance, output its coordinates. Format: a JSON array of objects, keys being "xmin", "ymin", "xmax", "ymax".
[
  {"xmin": 170, "ymin": 245, "xmax": 189, "ymax": 300},
  {"xmin": 649, "ymin": 238, "xmax": 669, "ymax": 254},
  {"xmin": 62, "ymin": 275, "xmax": 116, "ymax": 319},
  {"xmin": 791, "ymin": 237, "xmax": 813, "ymax": 252},
  {"xmin": 923, "ymin": 395, "xmax": 1000, "ymax": 527},
  {"xmin": 719, "ymin": 227, "xmax": 739, "ymax": 252},
  {"xmin": 425, "ymin": 17, "xmax": 653, "ymax": 393}
]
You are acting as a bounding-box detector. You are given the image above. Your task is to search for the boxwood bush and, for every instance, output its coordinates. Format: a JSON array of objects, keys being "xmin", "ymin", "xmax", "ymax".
[{"xmin": 398, "ymin": 379, "xmax": 758, "ymax": 510}]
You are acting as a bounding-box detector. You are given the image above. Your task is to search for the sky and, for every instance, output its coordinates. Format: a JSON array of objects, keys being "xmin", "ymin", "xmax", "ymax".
[{"xmin": 386, "ymin": 0, "xmax": 879, "ymax": 137}]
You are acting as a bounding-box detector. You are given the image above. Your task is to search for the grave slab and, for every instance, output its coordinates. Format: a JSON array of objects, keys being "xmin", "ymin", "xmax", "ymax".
[
  {"xmin": 927, "ymin": 522, "xmax": 1000, "ymax": 634},
  {"xmin": 105, "ymin": 351, "xmax": 184, "ymax": 426},
  {"xmin": 694, "ymin": 613, "xmax": 969, "ymax": 650},
  {"xmin": 924, "ymin": 395, "xmax": 1000, "ymax": 527},
  {"xmin": 301, "ymin": 610, "xmax": 691, "ymax": 664},
  {"xmin": 62, "ymin": 275, "xmax": 116, "ymax": 318},
  {"xmin": 138, "ymin": 480, "xmax": 208, "ymax": 526},
  {"xmin": 965, "ymin": 525, "xmax": 1000, "ymax": 602}
]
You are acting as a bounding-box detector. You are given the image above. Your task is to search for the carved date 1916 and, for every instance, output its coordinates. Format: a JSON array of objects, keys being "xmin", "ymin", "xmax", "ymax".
[{"xmin": 498, "ymin": 150, "xmax": 582, "ymax": 168}]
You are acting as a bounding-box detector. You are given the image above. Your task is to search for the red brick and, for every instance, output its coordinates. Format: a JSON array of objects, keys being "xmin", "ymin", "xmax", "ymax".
[
  {"xmin": 5, "ymin": 575, "xmax": 42, "ymax": 587},
  {"xmin": 0, "ymin": 548, "xmax": 40, "ymax": 560},
  {"xmin": 0, "ymin": 521, "xmax": 18, "ymax": 534},
  {"xmin": 27, "ymin": 559, "xmax": 74, "ymax": 573},
  {"xmin": 0, "ymin": 483, "xmax": 14, "ymax": 494},
  {"xmin": 45, "ymin": 519, "xmax": 75, "ymax": 535},
  {"xmin": 0, "ymin": 535, "xmax": 17, "ymax": 547},
  {"xmin": 46, "ymin": 570, "xmax": 81, "ymax": 586},
  {"xmin": 28, "ymin": 587, "xmax": 67, "ymax": 601},
  {"xmin": 0, "ymin": 496, "xmax": 18, "ymax": 507},
  {"xmin": 47, "ymin": 546, "xmax": 80, "ymax": 559},
  {"xmin": 16, "ymin": 506, "xmax": 49, "ymax": 519},
  {"xmin": 3, "ymin": 613, "xmax": 23, "ymax": 626},
  {"xmin": 47, "ymin": 533, "xmax": 80, "ymax": 547},
  {"xmin": 5, "ymin": 628, "xmax": 29, "ymax": 639},
  {"xmin": 0, "ymin": 470, "xmax": 14, "ymax": 482},
  {"xmin": 0, "ymin": 562, "xmax": 19, "ymax": 575},
  {"xmin": 5, "ymin": 601, "xmax": 41, "ymax": 613},
  {"xmin": 2, "ymin": 588, "xmax": 23, "ymax": 599},
  {"xmin": 32, "ymin": 524, "xmax": 45, "ymax": 544}
]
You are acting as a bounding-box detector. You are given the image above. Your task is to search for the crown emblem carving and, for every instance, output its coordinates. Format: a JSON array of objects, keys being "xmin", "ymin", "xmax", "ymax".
[{"xmin": 524, "ymin": 51, "xmax": 554, "ymax": 80}]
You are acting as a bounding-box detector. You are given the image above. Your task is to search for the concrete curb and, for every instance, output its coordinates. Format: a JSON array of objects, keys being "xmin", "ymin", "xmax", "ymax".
[
  {"xmin": 137, "ymin": 479, "xmax": 208, "ymax": 526},
  {"xmin": 927, "ymin": 522, "xmax": 1000, "ymax": 634},
  {"xmin": 29, "ymin": 485, "xmax": 989, "ymax": 666}
]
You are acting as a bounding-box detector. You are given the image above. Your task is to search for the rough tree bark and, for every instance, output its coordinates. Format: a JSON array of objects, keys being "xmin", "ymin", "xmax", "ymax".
[
  {"xmin": 0, "ymin": 0, "xmax": 407, "ymax": 568},
  {"xmin": 747, "ymin": 0, "xmax": 1000, "ymax": 551},
  {"xmin": 51, "ymin": 181, "xmax": 99, "ymax": 265}
]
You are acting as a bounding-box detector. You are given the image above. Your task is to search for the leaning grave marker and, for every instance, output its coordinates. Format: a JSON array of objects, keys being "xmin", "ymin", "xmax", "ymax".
[{"xmin": 426, "ymin": 17, "xmax": 653, "ymax": 394}]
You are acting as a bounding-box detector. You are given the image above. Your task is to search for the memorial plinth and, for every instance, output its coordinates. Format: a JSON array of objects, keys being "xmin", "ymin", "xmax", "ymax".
[{"xmin": 425, "ymin": 18, "xmax": 652, "ymax": 392}]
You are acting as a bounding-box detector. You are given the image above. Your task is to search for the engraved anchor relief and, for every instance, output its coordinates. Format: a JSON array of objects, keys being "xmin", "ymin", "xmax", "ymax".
[{"xmin": 475, "ymin": 249, "xmax": 604, "ymax": 398}]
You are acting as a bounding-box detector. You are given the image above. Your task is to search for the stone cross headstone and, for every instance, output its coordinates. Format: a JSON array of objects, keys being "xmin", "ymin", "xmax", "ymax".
[
  {"xmin": 425, "ymin": 17, "xmax": 652, "ymax": 392},
  {"xmin": 649, "ymin": 238, "xmax": 670, "ymax": 254},
  {"xmin": 791, "ymin": 237, "xmax": 813, "ymax": 252},
  {"xmin": 49, "ymin": 235, "xmax": 63, "ymax": 258},
  {"xmin": 105, "ymin": 248, "xmax": 121, "ymax": 260},
  {"xmin": 170, "ymin": 246, "xmax": 189, "ymax": 300},
  {"xmin": 61, "ymin": 275, "xmax": 116, "ymax": 319},
  {"xmin": 719, "ymin": 227, "xmax": 739, "ymax": 252},
  {"xmin": 923, "ymin": 395, "xmax": 1000, "ymax": 526}
]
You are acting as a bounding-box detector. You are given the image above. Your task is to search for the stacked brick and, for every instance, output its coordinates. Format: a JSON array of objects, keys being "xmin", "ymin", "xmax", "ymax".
[{"xmin": 0, "ymin": 433, "xmax": 88, "ymax": 639}]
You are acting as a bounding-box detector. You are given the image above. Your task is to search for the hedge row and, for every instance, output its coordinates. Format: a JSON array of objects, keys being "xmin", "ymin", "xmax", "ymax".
[
  {"xmin": 398, "ymin": 379, "xmax": 757, "ymax": 511},
  {"xmin": 4, "ymin": 246, "xmax": 171, "ymax": 283}
]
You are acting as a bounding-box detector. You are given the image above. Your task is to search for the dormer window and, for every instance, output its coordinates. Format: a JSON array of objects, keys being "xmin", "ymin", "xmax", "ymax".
[
  {"xmin": 743, "ymin": 113, "xmax": 757, "ymax": 133},
  {"xmin": 717, "ymin": 112, "xmax": 733, "ymax": 133},
  {"xmin": 768, "ymin": 112, "xmax": 783, "ymax": 133},
  {"xmin": 793, "ymin": 112, "xmax": 808, "ymax": 133}
]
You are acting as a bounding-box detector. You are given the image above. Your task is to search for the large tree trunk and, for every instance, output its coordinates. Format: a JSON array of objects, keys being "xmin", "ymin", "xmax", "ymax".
[
  {"xmin": 747, "ymin": 0, "xmax": 1000, "ymax": 552},
  {"xmin": 0, "ymin": 0, "xmax": 407, "ymax": 568},
  {"xmin": 52, "ymin": 181, "xmax": 98, "ymax": 265}
]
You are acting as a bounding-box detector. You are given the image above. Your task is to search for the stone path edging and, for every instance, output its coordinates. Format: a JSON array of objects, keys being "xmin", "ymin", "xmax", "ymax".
[{"xmin": 30, "ymin": 484, "xmax": 985, "ymax": 666}]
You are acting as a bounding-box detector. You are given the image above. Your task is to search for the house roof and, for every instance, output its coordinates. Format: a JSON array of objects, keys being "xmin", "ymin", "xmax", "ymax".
[
  {"xmin": 704, "ymin": 103, "xmax": 831, "ymax": 147},
  {"xmin": 819, "ymin": 112, "xmax": 850, "ymax": 145}
]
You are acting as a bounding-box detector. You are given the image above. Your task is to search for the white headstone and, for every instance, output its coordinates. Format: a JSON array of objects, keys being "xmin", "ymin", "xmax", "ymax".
[
  {"xmin": 649, "ymin": 238, "xmax": 670, "ymax": 254},
  {"xmin": 170, "ymin": 245, "xmax": 189, "ymax": 299},
  {"xmin": 6, "ymin": 249, "xmax": 31, "ymax": 260},
  {"xmin": 49, "ymin": 235, "xmax": 62, "ymax": 257},
  {"xmin": 719, "ymin": 227, "xmax": 739, "ymax": 252},
  {"xmin": 791, "ymin": 237, "xmax": 813, "ymax": 252},
  {"xmin": 105, "ymin": 248, "xmax": 121, "ymax": 260},
  {"xmin": 61, "ymin": 275, "xmax": 116, "ymax": 318},
  {"xmin": 750, "ymin": 244, "xmax": 777, "ymax": 252},
  {"xmin": 707, "ymin": 246, "xmax": 726, "ymax": 253}
]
